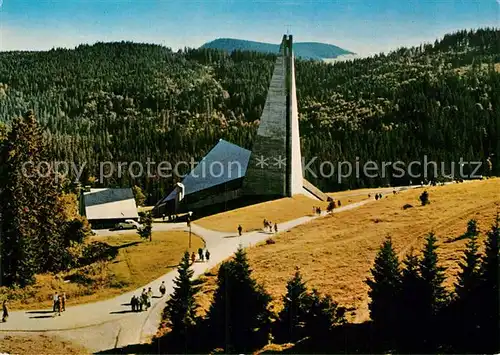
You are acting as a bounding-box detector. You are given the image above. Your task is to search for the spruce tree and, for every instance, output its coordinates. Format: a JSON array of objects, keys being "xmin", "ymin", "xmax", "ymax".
[
  {"xmin": 277, "ymin": 267, "xmax": 312, "ymax": 342},
  {"xmin": 303, "ymin": 289, "xmax": 346, "ymax": 343},
  {"xmin": 477, "ymin": 213, "xmax": 499, "ymax": 352},
  {"xmin": 164, "ymin": 251, "xmax": 201, "ymax": 351},
  {"xmin": 399, "ymin": 249, "xmax": 424, "ymax": 350},
  {"xmin": 419, "ymin": 233, "xmax": 448, "ymax": 317},
  {"xmin": 366, "ymin": 237, "xmax": 401, "ymax": 332},
  {"xmin": 207, "ymin": 246, "xmax": 272, "ymax": 352},
  {"xmin": 138, "ymin": 212, "xmax": 153, "ymax": 241},
  {"xmin": 455, "ymin": 228, "xmax": 481, "ymax": 300}
]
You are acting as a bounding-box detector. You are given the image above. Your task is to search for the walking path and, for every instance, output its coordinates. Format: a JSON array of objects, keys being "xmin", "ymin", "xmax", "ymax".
[{"xmin": 0, "ymin": 186, "xmax": 419, "ymax": 352}]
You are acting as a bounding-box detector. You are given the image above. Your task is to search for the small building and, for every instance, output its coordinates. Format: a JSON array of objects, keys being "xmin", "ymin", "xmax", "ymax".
[{"xmin": 82, "ymin": 188, "xmax": 139, "ymax": 229}]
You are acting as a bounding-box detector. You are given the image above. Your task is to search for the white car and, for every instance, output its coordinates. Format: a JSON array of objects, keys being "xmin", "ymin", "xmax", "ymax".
[{"xmin": 125, "ymin": 219, "xmax": 143, "ymax": 230}]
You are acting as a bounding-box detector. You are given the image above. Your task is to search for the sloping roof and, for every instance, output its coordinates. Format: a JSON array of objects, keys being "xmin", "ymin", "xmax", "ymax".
[
  {"xmin": 84, "ymin": 188, "xmax": 138, "ymax": 220},
  {"xmin": 159, "ymin": 139, "xmax": 251, "ymax": 204}
]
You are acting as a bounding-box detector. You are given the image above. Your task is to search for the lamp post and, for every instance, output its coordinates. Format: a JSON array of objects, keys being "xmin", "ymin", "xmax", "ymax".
[{"xmin": 187, "ymin": 211, "xmax": 193, "ymax": 249}]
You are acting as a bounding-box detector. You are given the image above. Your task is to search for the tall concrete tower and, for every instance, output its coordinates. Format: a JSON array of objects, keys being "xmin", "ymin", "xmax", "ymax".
[{"xmin": 243, "ymin": 34, "xmax": 306, "ymax": 197}]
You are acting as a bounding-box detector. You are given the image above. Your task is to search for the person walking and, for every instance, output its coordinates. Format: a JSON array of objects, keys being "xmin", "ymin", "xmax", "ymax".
[
  {"xmin": 61, "ymin": 292, "xmax": 66, "ymax": 312},
  {"xmin": 198, "ymin": 248, "xmax": 204, "ymax": 261},
  {"xmin": 52, "ymin": 292, "xmax": 58, "ymax": 312},
  {"xmin": 238, "ymin": 224, "xmax": 243, "ymax": 237},
  {"xmin": 205, "ymin": 249, "xmax": 210, "ymax": 262},
  {"xmin": 147, "ymin": 287, "xmax": 153, "ymax": 308},
  {"xmin": 55, "ymin": 295, "xmax": 61, "ymax": 316},
  {"xmin": 274, "ymin": 223, "xmax": 278, "ymax": 233},
  {"xmin": 130, "ymin": 295, "xmax": 137, "ymax": 312},
  {"xmin": 191, "ymin": 251, "xmax": 196, "ymax": 264},
  {"xmin": 141, "ymin": 288, "xmax": 149, "ymax": 311},
  {"xmin": 159, "ymin": 281, "xmax": 166, "ymax": 297},
  {"xmin": 2, "ymin": 300, "xmax": 8, "ymax": 323}
]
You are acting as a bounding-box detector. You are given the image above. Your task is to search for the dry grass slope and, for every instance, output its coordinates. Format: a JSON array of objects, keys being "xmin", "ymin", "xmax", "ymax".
[
  {"xmin": 0, "ymin": 334, "xmax": 89, "ymax": 355},
  {"xmin": 197, "ymin": 179, "xmax": 499, "ymax": 323}
]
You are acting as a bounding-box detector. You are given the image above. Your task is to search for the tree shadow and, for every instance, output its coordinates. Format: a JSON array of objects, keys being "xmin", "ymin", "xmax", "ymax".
[
  {"xmin": 109, "ymin": 310, "xmax": 136, "ymax": 314},
  {"xmin": 95, "ymin": 342, "xmax": 156, "ymax": 354},
  {"xmin": 25, "ymin": 310, "xmax": 54, "ymax": 314},
  {"xmin": 115, "ymin": 241, "xmax": 141, "ymax": 249}
]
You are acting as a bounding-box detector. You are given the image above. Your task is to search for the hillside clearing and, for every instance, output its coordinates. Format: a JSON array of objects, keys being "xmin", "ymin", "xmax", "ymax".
[
  {"xmin": 197, "ymin": 179, "xmax": 499, "ymax": 322},
  {"xmin": 195, "ymin": 189, "xmax": 392, "ymax": 233}
]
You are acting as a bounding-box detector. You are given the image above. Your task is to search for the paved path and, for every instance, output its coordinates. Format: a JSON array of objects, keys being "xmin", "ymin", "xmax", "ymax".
[{"xmin": 0, "ymin": 185, "xmax": 420, "ymax": 352}]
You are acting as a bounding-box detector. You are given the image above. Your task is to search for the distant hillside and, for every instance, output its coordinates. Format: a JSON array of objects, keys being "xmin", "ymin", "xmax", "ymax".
[{"xmin": 200, "ymin": 38, "xmax": 354, "ymax": 60}]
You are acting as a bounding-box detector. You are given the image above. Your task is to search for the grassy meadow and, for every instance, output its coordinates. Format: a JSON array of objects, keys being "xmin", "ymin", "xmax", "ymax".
[{"xmin": 196, "ymin": 179, "xmax": 500, "ymax": 322}]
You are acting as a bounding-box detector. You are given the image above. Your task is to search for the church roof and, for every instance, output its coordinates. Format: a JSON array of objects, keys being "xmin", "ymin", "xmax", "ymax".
[{"xmin": 159, "ymin": 139, "xmax": 251, "ymax": 204}]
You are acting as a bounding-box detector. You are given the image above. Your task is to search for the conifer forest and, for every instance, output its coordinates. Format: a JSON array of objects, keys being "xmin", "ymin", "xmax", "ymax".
[{"xmin": 0, "ymin": 28, "xmax": 498, "ymax": 204}]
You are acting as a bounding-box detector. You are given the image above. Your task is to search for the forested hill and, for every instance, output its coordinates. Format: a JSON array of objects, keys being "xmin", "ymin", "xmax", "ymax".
[
  {"xmin": 200, "ymin": 38, "xmax": 353, "ymax": 59},
  {"xmin": 0, "ymin": 28, "xmax": 499, "ymax": 204}
]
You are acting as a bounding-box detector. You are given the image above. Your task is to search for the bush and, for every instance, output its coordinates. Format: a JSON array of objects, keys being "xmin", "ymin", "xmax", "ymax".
[
  {"xmin": 419, "ymin": 191, "xmax": 430, "ymax": 206},
  {"xmin": 266, "ymin": 237, "xmax": 276, "ymax": 245},
  {"xmin": 79, "ymin": 241, "xmax": 118, "ymax": 266}
]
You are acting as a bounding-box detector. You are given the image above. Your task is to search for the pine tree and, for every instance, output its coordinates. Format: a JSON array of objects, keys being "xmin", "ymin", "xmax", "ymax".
[
  {"xmin": 138, "ymin": 212, "xmax": 153, "ymax": 241},
  {"xmin": 419, "ymin": 233, "xmax": 448, "ymax": 318},
  {"xmin": 207, "ymin": 246, "xmax": 272, "ymax": 352},
  {"xmin": 455, "ymin": 227, "xmax": 481, "ymax": 299},
  {"xmin": 366, "ymin": 237, "xmax": 401, "ymax": 332},
  {"xmin": 0, "ymin": 111, "xmax": 73, "ymax": 287},
  {"xmin": 398, "ymin": 249, "xmax": 424, "ymax": 350},
  {"xmin": 476, "ymin": 212, "xmax": 500, "ymax": 352},
  {"xmin": 164, "ymin": 251, "xmax": 201, "ymax": 351},
  {"xmin": 303, "ymin": 289, "xmax": 346, "ymax": 343},
  {"xmin": 277, "ymin": 267, "xmax": 312, "ymax": 342}
]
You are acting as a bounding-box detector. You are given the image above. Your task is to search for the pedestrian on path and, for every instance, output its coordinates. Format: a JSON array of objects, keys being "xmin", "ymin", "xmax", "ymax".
[
  {"xmin": 52, "ymin": 292, "xmax": 58, "ymax": 312},
  {"xmin": 147, "ymin": 287, "xmax": 153, "ymax": 308},
  {"xmin": 54, "ymin": 295, "xmax": 61, "ymax": 316},
  {"xmin": 61, "ymin": 292, "xmax": 66, "ymax": 312},
  {"xmin": 238, "ymin": 224, "xmax": 242, "ymax": 236},
  {"xmin": 205, "ymin": 249, "xmax": 210, "ymax": 261},
  {"xmin": 274, "ymin": 223, "xmax": 278, "ymax": 233},
  {"xmin": 191, "ymin": 252, "xmax": 196, "ymax": 264},
  {"xmin": 141, "ymin": 289, "xmax": 148, "ymax": 311},
  {"xmin": 130, "ymin": 295, "xmax": 138, "ymax": 312},
  {"xmin": 159, "ymin": 281, "xmax": 166, "ymax": 297},
  {"xmin": 2, "ymin": 300, "xmax": 8, "ymax": 323},
  {"xmin": 198, "ymin": 248, "xmax": 203, "ymax": 261}
]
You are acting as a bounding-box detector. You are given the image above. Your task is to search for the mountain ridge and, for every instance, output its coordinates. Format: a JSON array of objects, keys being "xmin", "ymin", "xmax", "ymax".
[{"xmin": 200, "ymin": 37, "xmax": 354, "ymax": 60}]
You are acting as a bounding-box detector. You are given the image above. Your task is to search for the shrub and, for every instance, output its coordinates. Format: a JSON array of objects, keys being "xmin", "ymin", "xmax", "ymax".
[{"xmin": 419, "ymin": 191, "xmax": 430, "ymax": 206}]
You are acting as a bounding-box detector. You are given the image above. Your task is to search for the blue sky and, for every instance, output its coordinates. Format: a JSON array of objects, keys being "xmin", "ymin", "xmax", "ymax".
[{"xmin": 0, "ymin": 0, "xmax": 498, "ymax": 55}]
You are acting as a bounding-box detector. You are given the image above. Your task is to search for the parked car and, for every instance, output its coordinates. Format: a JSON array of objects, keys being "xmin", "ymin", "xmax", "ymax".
[{"xmin": 112, "ymin": 220, "xmax": 142, "ymax": 231}]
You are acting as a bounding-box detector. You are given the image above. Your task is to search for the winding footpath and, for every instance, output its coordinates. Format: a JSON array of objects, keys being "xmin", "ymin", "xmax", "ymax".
[{"xmin": 0, "ymin": 187, "xmax": 416, "ymax": 353}]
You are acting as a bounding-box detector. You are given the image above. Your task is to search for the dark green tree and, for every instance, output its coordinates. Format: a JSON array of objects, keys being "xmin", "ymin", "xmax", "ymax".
[
  {"xmin": 207, "ymin": 246, "xmax": 272, "ymax": 352},
  {"xmin": 303, "ymin": 289, "xmax": 346, "ymax": 343},
  {"xmin": 276, "ymin": 266, "xmax": 312, "ymax": 342},
  {"xmin": 164, "ymin": 251, "xmax": 201, "ymax": 352},
  {"xmin": 0, "ymin": 111, "xmax": 70, "ymax": 286},
  {"xmin": 366, "ymin": 237, "xmax": 401, "ymax": 333},
  {"xmin": 454, "ymin": 228, "xmax": 481, "ymax": 299},
  {"xmin": 138, "ymin": 212, "xmax": 153, "ymax": 241},
  {"xmin": 419, "ymin": 233, "xmax": 448, "ymax": 320}
]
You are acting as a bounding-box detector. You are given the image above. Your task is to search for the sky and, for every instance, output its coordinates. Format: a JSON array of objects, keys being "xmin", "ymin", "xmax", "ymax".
[{"xmin": 0, "ymin": 0, "xmax": 499, "ymax": 56}]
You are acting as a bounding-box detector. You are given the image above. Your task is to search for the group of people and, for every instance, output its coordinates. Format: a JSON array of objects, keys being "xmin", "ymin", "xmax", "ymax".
[
  {"xmin": 262, "ymin": 220, "xmax": 278, "ymax": 233},
  {"xmin": 52, "ymin": 292, "xmax": 66, "ymax": 316},
  {"xmin": 312, "ymin": 206, "xmax": 322, "ymax": 215},
  {"xmin": 374, "ymin": 193, "xmax": 384, "ymax": 200},
  {"xmin": 191, "ymin": 248, "xmax": 210, "ymax": 264},
  {"xmin": 130, "ymin": 287, "xmax": 154, "ymax": 312}
]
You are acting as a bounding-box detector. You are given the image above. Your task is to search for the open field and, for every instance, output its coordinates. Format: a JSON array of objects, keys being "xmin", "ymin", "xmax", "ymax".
[
  {"xmin": 2, "ymin": 231, "xmax": 204, "ymax": 310},
  {"xmin": 196, "ymin": 187, "xmax": 403, "ymax": 233},
  {"xmin": 0, "ymin": 334, "xmax": 89, "ymax": 355},
  {"xmin": 197, "ymin": 179, "xmax": 500, "ymax": 322}
]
